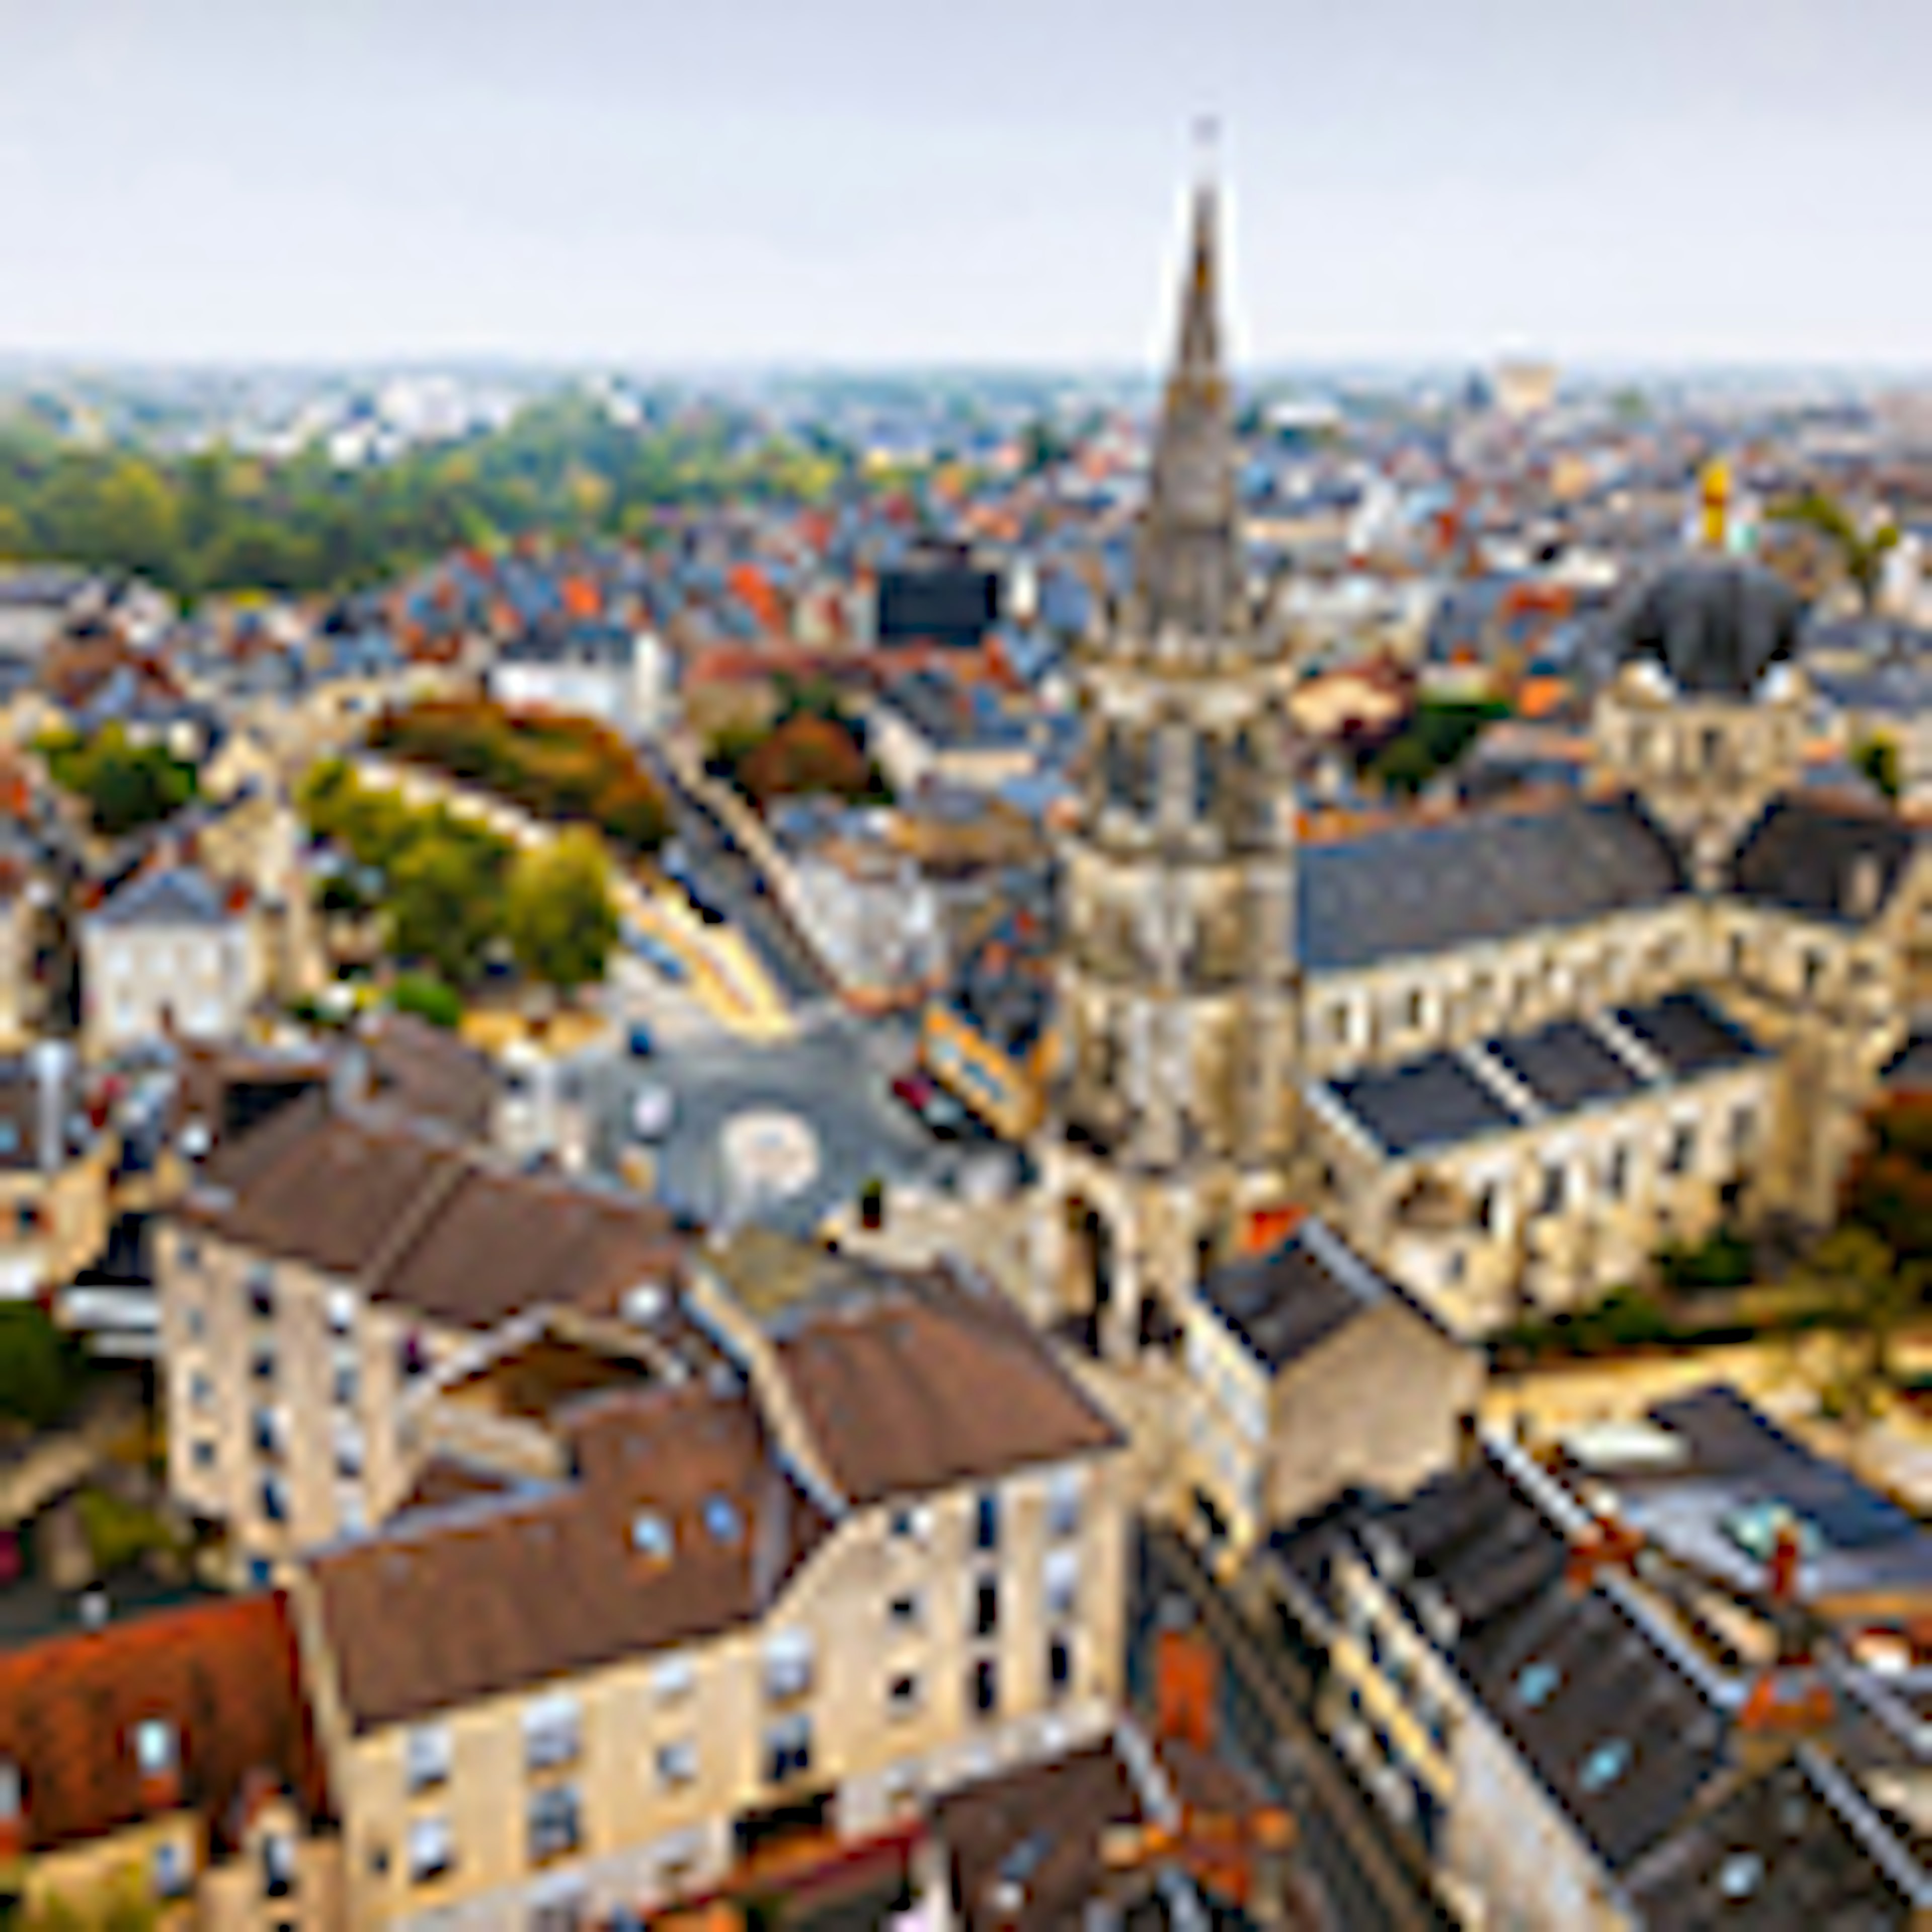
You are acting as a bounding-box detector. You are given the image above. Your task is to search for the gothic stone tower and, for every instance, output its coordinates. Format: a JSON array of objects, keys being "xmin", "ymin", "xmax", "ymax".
[{"xmin": 1031, "ymin": 180, "xmax": 1303, "ymax": 1362}]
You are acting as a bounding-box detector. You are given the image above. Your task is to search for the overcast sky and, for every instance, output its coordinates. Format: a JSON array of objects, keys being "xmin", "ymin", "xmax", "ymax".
[{"xmin": 3, "ymin": 0, "xmax": 1927, "ymax": 369}]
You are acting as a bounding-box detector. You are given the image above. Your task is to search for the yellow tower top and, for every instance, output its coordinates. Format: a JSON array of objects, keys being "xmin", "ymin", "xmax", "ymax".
[{"xmin": 1700, "ymin": 455, "xmax": 1733, "ymax": 550}]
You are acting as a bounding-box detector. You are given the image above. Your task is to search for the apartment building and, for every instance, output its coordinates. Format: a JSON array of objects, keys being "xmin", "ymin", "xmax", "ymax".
[
  {"xmin": 0, "ymin": 1590, "xmax": 340, "ymax": 1930},
  {"xmin": 286, "ymin": 1242, "xmax": 1129, "ymax": 1930},
  {"xmin": 1268, "ymin": 1428, "xmax": 1932, "ymax": 1929},
  {"xmin": 157, "ymin": 1097, "xmax": 687, "ymax": 1584}
]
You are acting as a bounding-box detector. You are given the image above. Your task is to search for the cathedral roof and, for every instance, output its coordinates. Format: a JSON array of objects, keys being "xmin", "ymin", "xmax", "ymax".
[
  {"xmin": 1727, "ymin": 794, "xmax": 1918, "ymax": 926},
  {"xmin": 1605, "ymin": 558, "xmax": 1804, "ymax": 698},
  {"xmin": 1298, "ymin": 796, "xmax": 1686, "ymax": 974}
]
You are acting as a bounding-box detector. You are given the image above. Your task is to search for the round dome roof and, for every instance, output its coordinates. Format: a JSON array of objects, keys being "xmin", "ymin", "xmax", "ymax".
[{"xmin": 1607, "ymin": 559, "xmax": 1804, "ymax": 698}]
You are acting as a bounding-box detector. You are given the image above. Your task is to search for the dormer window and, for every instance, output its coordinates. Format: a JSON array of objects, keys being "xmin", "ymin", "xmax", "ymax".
[
  {"xmin": 133, "ymin": 1718, "xmax": 177, "ymax": 1779},
  {"xmin": 0, "ymin": 1758, "xmax": 20, "ymax": 1818},
  {"xmin": 631, "ymin": 1511, "xmax": 672, "ymax": 1561},
  {"xmin": 1578, "ymin": 1736, "xmax": 1632, "ymax": 1792},
  {"xmin": 702, "ymin": 1496, "xmax": 742, "ymax": 1545}
]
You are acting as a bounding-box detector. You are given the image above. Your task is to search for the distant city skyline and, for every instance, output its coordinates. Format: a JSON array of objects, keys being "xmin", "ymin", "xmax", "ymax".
[{"xmin": 6, "ymin": 0, "xmax": 1932, "ymax": 370}]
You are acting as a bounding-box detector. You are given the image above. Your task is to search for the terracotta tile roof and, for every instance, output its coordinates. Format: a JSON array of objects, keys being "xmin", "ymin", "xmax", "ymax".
[
  {"xmin": 0, "ymin": 1590, "xmax": 330, "ymax": 1857},
  {"xmin": 308, "ymin": 1383, "xmax": 833, "ymax": 1733}
]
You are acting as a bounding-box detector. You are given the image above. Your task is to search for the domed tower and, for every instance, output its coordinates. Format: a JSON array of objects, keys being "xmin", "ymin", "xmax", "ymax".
[
  {"xmin": 1592, "ymin": 559, "xmax": 1810, "ymax": 889},
  {"xmin": 1031, "ymin": 174, "xmax": 1301, "ymax": 1362}
]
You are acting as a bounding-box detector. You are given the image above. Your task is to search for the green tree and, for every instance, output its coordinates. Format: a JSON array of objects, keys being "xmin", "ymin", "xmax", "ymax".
[
  {"xmin": 0, "ymin": 1302, "xmax": 84, "ymax": 1429},
  {"xmin": 1854, "ymin": 733, "xmax": 1902, "ymax": 802},
  {"xmin": 505, "ymin": 830, "xmax": 617, "ymax": 996},
  {"xmin": 384, "ymin": 831, "xmax": 506, "ymax": 986},
  {"xmin": 1790, "ymin": 1226, "xmax": 1921, "ymax": 1428},
  {"xmin": 389, "ymin": 972, "xmax": 465, "ymax": 1030},
  {"xmin": 1768, "ymin": 490, "xmax": 1900, "ymax": 614}
]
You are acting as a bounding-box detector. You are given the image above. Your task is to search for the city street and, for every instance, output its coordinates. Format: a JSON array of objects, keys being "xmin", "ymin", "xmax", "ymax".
[{"xmin": 1130, "ymin": 1524, "xmax": 1455, "ymax": 1932}]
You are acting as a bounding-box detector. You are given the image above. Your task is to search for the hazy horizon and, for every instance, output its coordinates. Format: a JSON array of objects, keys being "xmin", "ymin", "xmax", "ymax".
[{"xmin": 8, "ymin": 0, "xmax": 1932, "ymax": 369}]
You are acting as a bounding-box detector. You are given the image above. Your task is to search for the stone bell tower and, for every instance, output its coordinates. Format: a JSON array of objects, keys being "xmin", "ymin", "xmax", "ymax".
[{"xmin": 1031, "ymin": 165, "xmax": 1302, "ymax": 1363}]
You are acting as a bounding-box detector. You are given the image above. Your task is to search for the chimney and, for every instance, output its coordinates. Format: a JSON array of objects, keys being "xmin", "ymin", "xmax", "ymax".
[
  {"xmin": 1246, "ymin": 1807, "xmax": 1297, "ymax": 1930},
  {"xmin": 1154, "ymin": 1617, "xmax": 1218, "ymax": 1753}
]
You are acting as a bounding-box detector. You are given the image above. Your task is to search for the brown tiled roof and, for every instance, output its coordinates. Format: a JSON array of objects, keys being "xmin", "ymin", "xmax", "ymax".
[
  {"xmin": 169, "ymin": 1038, "xmax": 330, "ymax": 1161},
  {"xmin": 392, "ymin": 1455, "xmax": 520, "ymax": 1516},
  {"xmin": 308, "ymin": 1384, "xmax": 832, "ymax": 1733},
  {"xmin": 181, "ymin": 1094, "xmax": 462, "ymax": 1280},
  {"xmin": 358, "ymin": 1010, "xmax": 497, "ymax": 1142},
  {"xmin": 0, "ymin": 1591, "xmax": 331, "ymax": 1857},
  {"xmin": 179, "ymin": 1099, "xmax": 683, "ymax": 1330},
  {"xmin": 371, "ymin": 1166, "xmax": 684, "ymax": 1331},
  {"xmin": 773, "ymin": 1276, "xmax": 1123, "ymax": 1506}
]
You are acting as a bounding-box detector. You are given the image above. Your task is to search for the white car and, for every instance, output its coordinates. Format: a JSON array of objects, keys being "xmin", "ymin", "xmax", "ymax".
[{"xmin": 630, "ymin": 1083, "xmax": 677, "ymax": 1143}]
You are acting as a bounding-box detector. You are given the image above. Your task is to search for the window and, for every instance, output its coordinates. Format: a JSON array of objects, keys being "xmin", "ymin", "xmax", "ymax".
[
  {"xmin": 527, "ymin": 1782, "xmax": 581, "ymax": 1864},
  {"xmin": 630, "ymin": 1511, "xmax": 672, "ymax": 1561},
  {"xmin": 1664, "ymin": 1123, "xmax": 1695, "ymax": 1178},
  {"xmin": 764, "ymin": 1630, "xmax": 814, "ymax": 1703},
  {"xmin": 1404, "ymin": 988, "xmax": 1424, "ymax": 1029},
  {"xmin": 248, "ymin": 1266, "xmax": 276, "ymax": 1320},
  {"xmin": 523, "ymin": 1693, "xmax": 581, "ymax": 1773},
  {"xmin": 261, "ymin": 1830, "xmax": 296, "ymax": 1898},
  {"xmin": 973, "ymin": 1488, "xmax": 1001, "ymax": 1554},
  {"xmin": 325, "ymin": 1286, "xmax": 356, "ymax": 1335},
  {"xmin": 191, "ymin": 1438, "xmax": 215, "ymax": 1471},
  {"xmin": 1803, "ymin": 950, "xmax": 1824, "ymax": 997},
  {"xmin": 655, "ymin": 1738, "xmax": 697, "ymax": 1789},
  {"xmin": 1473, "ymin": 1186, "xmax": 1494, "ymax": 1234},
  {"xmin": 1578, "ymin": 1737, "xmax": 1632, "ymax": 1792},
  {"xmin": 1046, "ymin": 1467, "xmax": 1083, "ymax": 1540},
  {"xmin": 259, "ymin": 1476, "xmax": 288, "ymax": 1523},
  {"xmin": 152, "ymin": 1837, "xmax": 192, "ymax": 1899},
  {"xmin": 973, "ymin": 1577, "xmax": 999, "ymax": 1640},
  {"xmin": 332, "ymin": 1356, "xmax": 360, "ymax": 1408},
  {"xmin": 1047, "ymin": 1636, "xmax": 1073, "ymax": 1700},
  {"xmin": 889, "ymin": 1503, "xmax": 932, "ymax": 1544},
  {"xmin": 188, "ymin": 1371, "xmax": 213, "ymax": 1411},
  {"xmin": 252, "ymin": 1405, "xmax": 282, "ymax": 1459},
  {"xmin": 1718, "ymin": 1852, "xmax": 1764, "ymax": 1901},
  {"xmin": 334, "ymin": 1420, "xmax": 365, "ymax": 1480},
  {"xmin": 133, "ymin": 1719, "xmax": 177, "ymax": 1779},
  {"xmin": 1515, "ymin": 1660, "xmax": 1560, "ymax": 1710},
  {"xmin": 250, "ymin": 1344, "xmax": 277, "ymax": 1384},
  {"xmin": 888, "ymin": 1590, "xmax": 922, "ymax": 1630},
  {"xmin": 185, "ymin": 1305, "xmax": 206, "ymax": 1343},
  {"xmin": 405, "ymin": 1723, "xmax": 451, "ymax": 1794},
  {"xmin": 888, "ymin": 1672, "xmax": 921, "ymax": 1719},
  {"xmin": 1538, "ymin": 1163, "xmax": 1565, "ymax": 1218},
  {"xmin": 702, "ymin": 1495, "xmax": 742, "ymax": 1544},
  {"xmin": 1605, "ymin": 1143, "xmax": 1629, "ymax": 1201},
  {"xmin": 398, "ymin": 1332, "xmax": 430, "ymax": 1381},
  {"xmin": 177, "ymin": 1237, "xmax": 201, "ymax": 1273},
  {"xmin": 765, "ymin": 1714, "xmax": 812, "ymax": 1784},
  {"xmin": 1044, "ymin": 1548, "xmax": 1080, "ymax": 1623},
  {"xmin": 1729, "ymin": 1106, "xmax": 1755, "ymax": 1157},
  {"xmin": 650, "ymin": 1655, "xmax": 695, "ymax": 1704},
  {"xmin": 970, "ymin": 1658, "xmax": 999, "ymax": 1720}
]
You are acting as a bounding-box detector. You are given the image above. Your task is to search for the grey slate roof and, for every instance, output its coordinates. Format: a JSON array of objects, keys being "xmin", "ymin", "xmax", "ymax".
[
  {"xmin": 1604, "ymin": 558, "xmax": 1804, "ymax": 696},
  {"xmin": 1316, "ymin": 991, "xmax": 1763, "ymax": 1159},
  {"xmin": 1488, "ymin": 1019, "xmax": 1642, "ymax": 1114},
  {"xmin": 1298, "ymin": 796, "xmax": 1685, "ymax": 974},
  {"xmin": 92, "ymin": 865, "xmax": 234, "ymax": 929},
  {"xmin": 1614, "ymin": 991, "xmax": 1765, "ymax": 1080},
  {"xmin": 1728, "ymin": 796, "xmax": 1917, "ymax": 927},
  {"xmin": 1326, "ymin": 1053, "xmax": 1518, "ymax": 1158},
  {"xmin": 1195, "ymin": 1215, "xmax": 1412, "ymax": 1375}
]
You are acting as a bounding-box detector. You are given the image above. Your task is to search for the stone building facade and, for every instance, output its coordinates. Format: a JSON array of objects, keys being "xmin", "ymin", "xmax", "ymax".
[{"xmin": 1030, "ymin": 178, "xmax": 1932, "ymax": 1371}]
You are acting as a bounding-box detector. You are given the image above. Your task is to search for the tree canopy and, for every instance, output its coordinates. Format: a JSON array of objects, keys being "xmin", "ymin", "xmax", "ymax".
[
  {"xmin": 40, "ymin": 723, "xmax": 198, "ymax": 837},
  {"xmin": 504, "ymin": 829, "xmax": 618, "ymax": 996}
]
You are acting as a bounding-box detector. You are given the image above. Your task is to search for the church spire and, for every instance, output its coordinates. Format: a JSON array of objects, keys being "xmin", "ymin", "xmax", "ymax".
[{"xmin": 1133, "ymin": 130, "xmax": 1246, "ymax": 642}]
